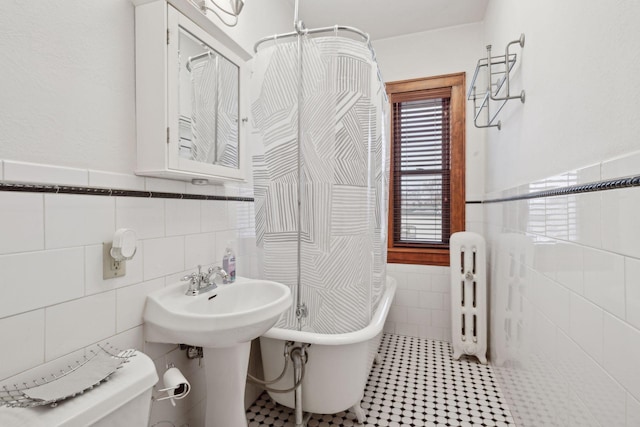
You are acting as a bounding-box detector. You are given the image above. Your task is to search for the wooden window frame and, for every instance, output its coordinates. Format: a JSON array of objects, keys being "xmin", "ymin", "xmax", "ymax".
[{"xmin": 386, "ymin": 73, "xmax": 466, "ymax": 266}]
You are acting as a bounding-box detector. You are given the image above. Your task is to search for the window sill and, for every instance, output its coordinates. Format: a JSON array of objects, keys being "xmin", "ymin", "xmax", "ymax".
[{"xmin": 387, "ymin": 247, "xmax": 450, "ymax": 266}]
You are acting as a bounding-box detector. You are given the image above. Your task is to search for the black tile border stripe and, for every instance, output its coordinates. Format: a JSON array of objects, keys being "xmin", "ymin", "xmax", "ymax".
[
  {"xmin": 4, "ymin": 174, "xmax": 637, "ymax": 205},
  {"xmin": 0, "ymin": 181, "xmax": 254, "ymax": 202},
  {"xmin": 467, "ymin": 175, "xmax": 640, "ymax": 204}
]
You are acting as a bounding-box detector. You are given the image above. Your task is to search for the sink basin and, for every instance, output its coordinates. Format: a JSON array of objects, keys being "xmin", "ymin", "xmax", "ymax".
[{"xmin": 143, "ymin": 276, "xmax": 292, "ymax": 348}]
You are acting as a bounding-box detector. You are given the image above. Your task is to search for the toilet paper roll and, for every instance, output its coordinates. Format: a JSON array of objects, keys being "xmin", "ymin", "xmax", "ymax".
[{"xmin": 162, "ymin": 367, "xmax": 190, "ymax": 405}]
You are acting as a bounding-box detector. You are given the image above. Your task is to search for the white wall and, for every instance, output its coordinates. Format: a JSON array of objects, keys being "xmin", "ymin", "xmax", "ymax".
[
  {"xmin": 483, "ymin": 1, "xmax": 640, "ymax": 426},
  {"xmin": 0, "ymin": 0, "xmax": 137, "ymax": 173},
  {"xmin": 483, "ymin": 0, "xmax": 640, "ymax": 193},
  {"xmin": 0, "ymin": 1, "xmax": 291, "ymax": 426},
  {"xmin": 374, "ymin": 23, "xmax": 486, "ymax": 341},
  {"xmin": 0, "ymin": 0, "xmax": 292, "ymax": 174}
]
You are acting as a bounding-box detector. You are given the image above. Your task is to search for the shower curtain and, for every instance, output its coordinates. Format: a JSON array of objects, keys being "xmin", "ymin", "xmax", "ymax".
[{"xmin": 251, "ymin": 36, "xmax": 389, "ymax": 334}]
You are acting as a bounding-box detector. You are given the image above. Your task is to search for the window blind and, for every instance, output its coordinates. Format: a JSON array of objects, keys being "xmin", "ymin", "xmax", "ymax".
[{"xmin": 392, "ymin": 93, "xmax": 451, "ymax": 248}]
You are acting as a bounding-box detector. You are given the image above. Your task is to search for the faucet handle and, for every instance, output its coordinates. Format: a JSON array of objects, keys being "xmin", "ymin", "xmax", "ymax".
[
  {"xmin": 182, "ymin": 272, "xmax": 201, "ymax": 296},
  {"xmin": 181, "ymin": 272, "xmax": 198, "ymax": 283}
]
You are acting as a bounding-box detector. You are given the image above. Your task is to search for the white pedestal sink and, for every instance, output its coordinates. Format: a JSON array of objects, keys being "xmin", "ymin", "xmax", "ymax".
[{"xmin": 143, "ymin": 277, "xmax": 292, "ymax": 427}]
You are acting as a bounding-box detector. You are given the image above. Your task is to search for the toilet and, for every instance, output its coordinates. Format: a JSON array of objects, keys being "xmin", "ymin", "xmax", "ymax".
[{"xmin": 0, "ymin": 350, "xmax": 158, "ymax": 427}]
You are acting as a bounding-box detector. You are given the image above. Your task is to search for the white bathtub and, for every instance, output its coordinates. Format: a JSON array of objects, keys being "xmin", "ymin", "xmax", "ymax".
[{"xmin": 259, "ymin": 276, "xmax": 397, "ymax": 417}]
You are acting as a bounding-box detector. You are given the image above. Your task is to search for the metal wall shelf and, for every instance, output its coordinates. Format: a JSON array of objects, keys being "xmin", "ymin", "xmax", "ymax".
[{"xmin": 468, "ymin": 34, "xmax": 526, "ymax": 130}]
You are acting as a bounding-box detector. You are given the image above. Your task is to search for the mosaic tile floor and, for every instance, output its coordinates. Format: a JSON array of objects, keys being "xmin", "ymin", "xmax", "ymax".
[{"xmin": 246, "ymin": 333, "xmax": 515, "ymax": 426}]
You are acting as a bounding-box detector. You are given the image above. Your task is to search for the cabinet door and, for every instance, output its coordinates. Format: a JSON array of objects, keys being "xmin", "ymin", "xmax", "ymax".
[{"xmin": 166, "ymin": 5, "xmax": 245, "ymax": 181}]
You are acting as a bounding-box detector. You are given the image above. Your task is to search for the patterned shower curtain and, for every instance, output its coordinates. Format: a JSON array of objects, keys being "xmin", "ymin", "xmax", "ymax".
[{"xmin": 251, "ymin": 36, "xmax": 389, "ymax": 334}]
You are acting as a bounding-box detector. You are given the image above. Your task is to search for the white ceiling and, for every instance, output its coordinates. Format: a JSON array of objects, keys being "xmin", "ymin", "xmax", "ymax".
[{"xmin": 285, "ymin": 0, "xmax": 490, "ymax": 41}]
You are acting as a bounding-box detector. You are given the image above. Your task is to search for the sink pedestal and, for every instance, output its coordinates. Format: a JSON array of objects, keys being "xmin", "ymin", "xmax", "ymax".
[{"xmin": 203, "ymin": 342, "xmax": 251, "ymax": 427}]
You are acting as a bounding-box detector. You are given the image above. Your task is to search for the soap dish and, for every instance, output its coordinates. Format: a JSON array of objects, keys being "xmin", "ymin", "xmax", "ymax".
[{"xmin": 0, "ymin": 344, "xmax": 135, "ymax": 408}]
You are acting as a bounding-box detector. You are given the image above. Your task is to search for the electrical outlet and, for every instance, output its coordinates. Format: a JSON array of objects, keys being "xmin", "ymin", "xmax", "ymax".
[{"xmin": 103, "ymin": 242, "xmax": 127, "ymax": 279}]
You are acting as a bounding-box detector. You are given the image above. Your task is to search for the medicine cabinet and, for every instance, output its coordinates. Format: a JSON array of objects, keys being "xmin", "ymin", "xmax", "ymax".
[{"xmin": 133, "ymin": 0, "xmax": 250, "ymax": 183}]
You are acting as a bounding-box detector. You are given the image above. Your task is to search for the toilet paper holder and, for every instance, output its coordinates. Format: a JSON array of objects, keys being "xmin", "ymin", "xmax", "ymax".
[{"xmin": 155, "ymin": 364, "xmax": 190, "ymax": 406}]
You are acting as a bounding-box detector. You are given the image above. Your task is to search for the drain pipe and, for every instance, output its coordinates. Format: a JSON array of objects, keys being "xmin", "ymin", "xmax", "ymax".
[{"xmin": 291, "ymin": 345, "xmax": 310, "ymax": 427}]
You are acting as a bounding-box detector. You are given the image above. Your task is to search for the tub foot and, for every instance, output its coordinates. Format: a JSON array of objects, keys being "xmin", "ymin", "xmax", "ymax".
[
  {"xmin": 351, "ymin": 402, "xmax": 366, "ymax": 424},
  {"xmin": 374, "ymin": 352, "xmax": 382, "ymax": 365}
]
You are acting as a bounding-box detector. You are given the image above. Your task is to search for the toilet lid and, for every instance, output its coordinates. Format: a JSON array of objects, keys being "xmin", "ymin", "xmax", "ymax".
[{"xmin": 0, "ymin": 351, "xmax": 158, "ymax": 427}]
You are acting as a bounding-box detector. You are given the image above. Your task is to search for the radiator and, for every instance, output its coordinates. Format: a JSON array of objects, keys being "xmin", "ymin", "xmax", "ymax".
[{"xmin": 450, "ymin": 231, "xmax": 487, "ymax": 364}]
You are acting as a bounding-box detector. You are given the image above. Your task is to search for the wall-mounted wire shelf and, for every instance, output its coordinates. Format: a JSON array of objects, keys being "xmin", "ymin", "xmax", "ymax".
[
  {"xmin": 0, "ymin": 344, "xmax": 135, "ymax": 409},
  {"xmin": 468, "ymin": 33, "xmax": 526, "ymax": 130}
]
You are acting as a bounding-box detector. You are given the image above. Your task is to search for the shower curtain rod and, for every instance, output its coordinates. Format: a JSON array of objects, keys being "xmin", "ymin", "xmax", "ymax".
[
  {"xmin": 253, "ymin": 25, "xmax": 388, "ymax": 102},
  {"xmin": 254, "ymin": 0, "xmax": 387, "ymax": 101},
  {"xmin": 253, "ymin": 25, "xmax": 370, "ymax": 53}
]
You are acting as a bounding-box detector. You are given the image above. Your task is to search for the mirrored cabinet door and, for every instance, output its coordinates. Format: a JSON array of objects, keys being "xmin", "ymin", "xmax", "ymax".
[
  {"xmin": 134, "ymin": 0, "xmax": 246, "ymax": 183},
  {"xmin": 177, "ymin": 27, "xmax": 239, "ymax": 168}
]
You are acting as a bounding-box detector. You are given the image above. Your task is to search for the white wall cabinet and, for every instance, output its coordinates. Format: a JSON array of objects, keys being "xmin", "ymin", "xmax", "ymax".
[{"xmin": 133, "ymin": 0, "xmax": 250, "ymax": 183}]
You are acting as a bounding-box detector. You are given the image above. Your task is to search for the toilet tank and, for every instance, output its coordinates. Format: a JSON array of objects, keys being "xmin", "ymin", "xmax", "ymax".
[{"xmin": 0, "ymin": 350, "xmax": 158, "ymax": 427}]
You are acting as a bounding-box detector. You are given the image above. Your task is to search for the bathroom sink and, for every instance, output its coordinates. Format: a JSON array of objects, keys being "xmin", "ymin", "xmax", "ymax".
[{"xmin": 143, "ymin": 277, "xmax": 292, "ymax": 348}]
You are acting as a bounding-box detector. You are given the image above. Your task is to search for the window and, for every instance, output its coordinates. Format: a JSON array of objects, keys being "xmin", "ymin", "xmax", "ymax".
[{"xmin": 386, "ymin": 73, "xmax": 465, "ymax": 266}]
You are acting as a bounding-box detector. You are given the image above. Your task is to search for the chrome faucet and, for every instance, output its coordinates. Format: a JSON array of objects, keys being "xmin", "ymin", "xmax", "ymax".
[
  {"xmin": 182, "ymin": 265, "xmax": 229, "ymax": 296},
  {"xmin": 205, "ymin": 266, "xmax": 229, "ymax": 285}
]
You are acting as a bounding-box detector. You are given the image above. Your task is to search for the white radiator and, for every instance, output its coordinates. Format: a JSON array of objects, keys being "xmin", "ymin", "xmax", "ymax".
[{"xmin": 450, "ymin": 231, "xmax": 487, "ymax": 364}]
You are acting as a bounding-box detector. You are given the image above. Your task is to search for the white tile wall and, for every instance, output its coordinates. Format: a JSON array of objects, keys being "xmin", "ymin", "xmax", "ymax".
[
  {"xmin": 115, "ymin": 197, "xmax": 165, "ymax": 239},
  {"xmin": 0, "ymin": 160, "xmax": 255, "ymax": 427},
  {"xmin": 486, "ymin": 154, "xmax": 640, "ymax": 427},
  {"xmin": 626, "ymin": 257, "xmax": 640, "ymax": 330},
  {"xmin": 143, "ymin": 236, "xmax": 186, "ymax": 280},
  {"xmin": 601, "ymin": 151, "xmax": 640, "ymax": 179},
  {"xmin": 45, "ymin": 291, "xmax": 117, "ymax": 360},
  {"xmin": 386, "ymin": 263, "xmax": 452, "ymax": 341},
  {"xmin": 3, "ymin": 160, "xmax": 88, "ymax": 186},
  {"xmin": 201, "ymin": 200, "xmax": 229, "ymax": 232},
  {"xmin": 628, "ymin": 394, "xmax": 640, "ymax": 427},
  {"xmin": 533, "ymin": 273, "xmax": 570, "ymax": 333},
  {"xmin": 554, "ymin": 242, "xmax": 584, "ymax": 295},
  {"xmin": 583, "ymin": 247, "xmax": 626, "ymax": 318},
  {"xmin": 602, "ymin": 188, "xmax": 640, "ymax": 259},
  {"xmin": 0, "ymin": 310, "xmax": 45, "ymax": 380},
  {"xmin": 116, "ymin": 278, "xmax": 165, "ymax": 333},
  {"xmin": 100, "ymin": 325, "xmax": 145, "ymax": 355},
  {"xmin": 45, "ymin": 194, "xmax": 115, "ymax": 249},
  {"xmin": 569, "ymin": 293, "xmax": 604, "ymax": 364},
  {"xmin": 575, "ymin": 164, "xmax": 602, "ymax": 184},
  {"xmin": 0, "ymin": 248, "xmax": 84, "ymax": 318},
  {"xmin": 603, "ymin": 314, "xmax": 640, "ymax": 401},
  {"xmin": 573, "ymin": 192, "xmax": 602, "ymax": 248},
  {"xmin": 0, "ymin": 192, "xmax": 44, "ymax": 255},
  {"xmin": 88, "ymin": 170, "xmax": 146, "ymax": 191},
  {"xmin": 165, "ymin": 199, "xmax": 201, "ymax": 236},
  {"xmin": 185, "ymin": 232, "xmax": 217, "ymax": 269}
]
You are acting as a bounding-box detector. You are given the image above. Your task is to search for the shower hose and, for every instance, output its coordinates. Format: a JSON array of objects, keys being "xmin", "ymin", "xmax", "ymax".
[{"xmin": 246, "ymin": 341, "xmax": 309, "ymax": 394}]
